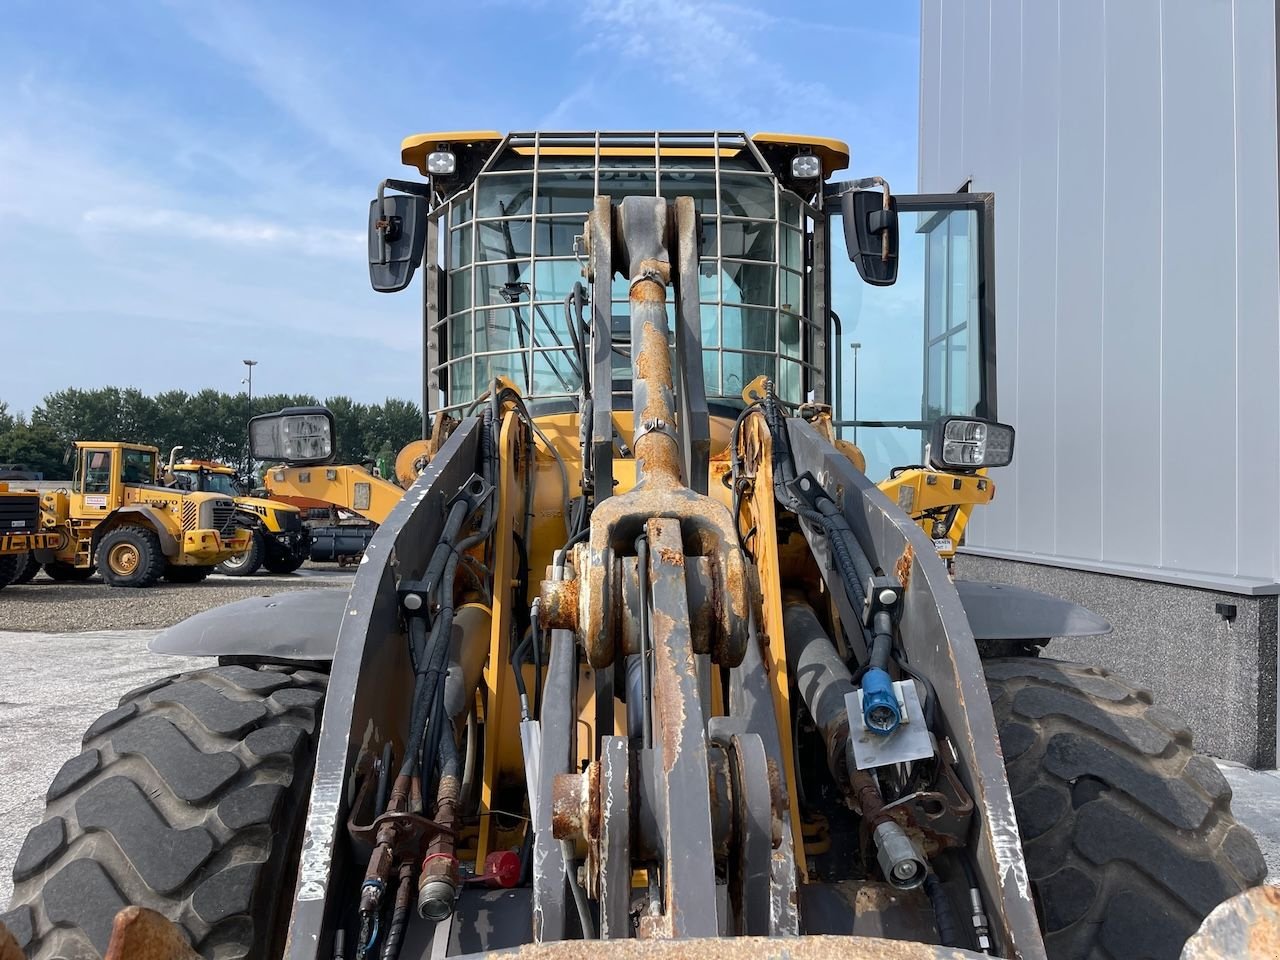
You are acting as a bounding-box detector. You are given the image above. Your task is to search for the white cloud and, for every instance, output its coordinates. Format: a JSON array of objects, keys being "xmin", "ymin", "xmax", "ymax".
[{"xmin": 82, "ymin": 206, "xmax": 362, "ymax": 259}]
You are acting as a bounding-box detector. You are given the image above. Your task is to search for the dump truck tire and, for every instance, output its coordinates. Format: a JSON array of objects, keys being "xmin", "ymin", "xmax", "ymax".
[
  {"xmin": 0, "ymin": 554, "xmax": 16, "ymax": 588},
  {"xmin": 165, "ymin": 565, "xmax": 215, "ymax": 583},
  {"xmin": 1, "ymin": 664, "xmax": 327, "ymax": 960},
  {"xmin": 984, "ymin": 657, "xmax": 1266, "ymax": 960},
  {"xmin": 43, "ymin": 561, "xmax": 93, "ymax": 582},
  {"xmin": 217, "ymin": 529, "xmax": 264, "ymax": 577},
  {"xmin": 13, "ymin": 552, "xmax": 39, "ymax": 584},
  {"xmin": 97, "ymin": 525, "xmax": 165, "ymax": 588}
]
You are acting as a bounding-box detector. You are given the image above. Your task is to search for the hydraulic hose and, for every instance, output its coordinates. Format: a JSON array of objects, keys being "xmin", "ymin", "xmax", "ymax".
[{"xmin": 924, "ymin": 874, "xmax": 965, "ymax": 948}]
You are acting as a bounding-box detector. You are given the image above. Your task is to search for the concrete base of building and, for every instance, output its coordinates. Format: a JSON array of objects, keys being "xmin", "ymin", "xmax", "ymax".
[{"xmin": 956, "ymin": 553, "xmax": 1278, "ymax": 769}]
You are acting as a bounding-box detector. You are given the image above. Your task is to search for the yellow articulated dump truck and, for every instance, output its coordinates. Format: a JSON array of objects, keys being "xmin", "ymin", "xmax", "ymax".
[
  {"xmin": 0, "ymin": 484, "xmax": 64, "ymax": 590},
  {"xmin": 170, "ymin": 457, "xmax": 311, "ymax": 576},
  {"xmin": 34, "ymin": 441, "xmax": 252, "ymax": 587}
]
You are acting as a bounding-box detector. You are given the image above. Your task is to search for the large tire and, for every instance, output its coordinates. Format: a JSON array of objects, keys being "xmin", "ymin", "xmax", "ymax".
[
  {"xmin": 96, "ymin": 526, "xmax": 165, "ymax": 588},
  {"xmin": 216, "ymin": 529, "xmax": 264, "ymax": 577},
  {"xmin": 261, "ymin": 541, "xmax": 305, "ymax": 575},
  {"xmin": 43, "ymin": 561, "xmax": 94, "ymax": 582},
  {"xmin": 165, "ymin": 565, "xmax": 215, "ymax": 584},
  {"xmin": 13, "ymin": 552, "xmax": 40, "ymax": 584},
  {"xmin": 0, "ymin": 554, "xmax": 17, "ymax": 588},
  {"xmin": 1, "ymin": 664, "xmax": 327, "ymax": 959},
  {"xmin": 985, "ymin": 657, "xmax": 1266, "ymax": 960}
]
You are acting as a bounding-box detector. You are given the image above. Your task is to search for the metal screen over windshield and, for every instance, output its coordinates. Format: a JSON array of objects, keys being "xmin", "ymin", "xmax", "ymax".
[{"xmin": 433, "ymin": 133, "xmax": 820, "ymax": 413}]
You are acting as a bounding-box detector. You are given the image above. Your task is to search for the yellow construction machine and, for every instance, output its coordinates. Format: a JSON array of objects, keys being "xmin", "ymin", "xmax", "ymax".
[
  {"xmin": 3, "ymin": 131, "xmax": 1269, "ymax": 960},
  {"xmin": 32, "ymin": 441, "xmax": 252, "ymax": 586},
  {"xmin": 0, "ymin": 484, "xmax": 64, "ymax": 590},
  {"xmin": 170, "ymin": 457, "xmax": 311, "ymax": 575}
]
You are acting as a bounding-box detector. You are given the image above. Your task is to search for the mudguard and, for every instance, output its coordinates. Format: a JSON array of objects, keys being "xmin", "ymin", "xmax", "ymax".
[
  {"xmin": 954, "ymin": 580, "xmax": 1112, "ymax": 641},
  {"xmin": 148, "ymin": 588, "xmax": 348, "ymax": 662}
]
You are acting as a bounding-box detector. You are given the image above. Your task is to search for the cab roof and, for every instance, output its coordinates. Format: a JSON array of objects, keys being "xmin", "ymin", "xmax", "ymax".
[{"xmin": 399, "ymin": 130, "xmax": 851, "ymax": 179}]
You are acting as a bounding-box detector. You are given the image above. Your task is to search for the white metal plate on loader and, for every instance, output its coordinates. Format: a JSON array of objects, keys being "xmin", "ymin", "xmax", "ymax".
[{"xmin": 846, "ymin": 679, "xmax": 935, "ymax": 770}]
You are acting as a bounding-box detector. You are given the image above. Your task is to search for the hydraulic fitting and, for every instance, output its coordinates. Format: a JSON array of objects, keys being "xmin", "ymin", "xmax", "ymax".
[
  {"xmin": 861, "ymin": 667, "xmax": 902, "ymax": 735},
  {"xmin": 417, "ymin": 853, "xmax": 459, "ymax": 920},
  {"xmin": 873, "ymin": 821, "xmax": 926, "ymax": 890}
]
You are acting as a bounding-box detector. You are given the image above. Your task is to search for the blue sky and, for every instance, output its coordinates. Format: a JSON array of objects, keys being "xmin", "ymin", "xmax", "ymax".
[{"xmin": 0, "ymin": 0, "xmax": 919, "ymax": 415}]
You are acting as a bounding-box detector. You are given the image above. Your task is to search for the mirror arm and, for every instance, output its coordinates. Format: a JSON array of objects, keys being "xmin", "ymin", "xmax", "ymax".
[
  {"xmin": 374, "ymin": 179, "xmax": 433, "ymax": 266},
  {"xmin": 847, "ymin": 176, "xmax": 893, "ymax": 262}
]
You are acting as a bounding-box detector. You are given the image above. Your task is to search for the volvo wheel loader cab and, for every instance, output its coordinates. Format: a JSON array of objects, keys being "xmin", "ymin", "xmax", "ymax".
[
  {"xmin": 33, "ymin": 442, "xmax": 253, "ymax": 587},
  {"xmin": 3, "ymin": 131, "xmax": 1269, "ymax": 960},
  {"xmin": 170, "ymin": 458, "xmax": 311, "ymax": 576}
]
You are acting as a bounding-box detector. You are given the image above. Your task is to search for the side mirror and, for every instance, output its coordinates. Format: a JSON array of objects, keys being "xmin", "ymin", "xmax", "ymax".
[
  {"xmin": 249, "ymin": 406, "xmax": 336, "ymax": 465},
  {"xmin": 369, "ymin": 189, "xmax": 428, "ymax": 293},
  {"xmin": 842, "ymin": 187, "xmax": 899, "ymax": 286}
]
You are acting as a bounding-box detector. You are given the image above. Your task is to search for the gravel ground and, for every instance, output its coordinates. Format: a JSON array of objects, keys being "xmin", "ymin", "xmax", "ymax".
[
  {"xmin": 0, "ymin": 562, "xmax": 355, "ymax": 631},
  {"xmin": 0, "ymin": 564, "xmax": 355, "ymax": 907}
]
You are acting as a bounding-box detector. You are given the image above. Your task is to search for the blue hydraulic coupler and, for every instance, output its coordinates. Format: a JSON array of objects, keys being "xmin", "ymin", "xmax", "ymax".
[{"xmin": 861, "ymin": 667, "xmax": 902, "ymax": 735}]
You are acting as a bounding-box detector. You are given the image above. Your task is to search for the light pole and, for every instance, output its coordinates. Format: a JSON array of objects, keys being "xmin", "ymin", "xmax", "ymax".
[
  {"xmin": 849, "ymin": 342, "xmax": 861, "ymax": 443},
  {"xmin": 242, "ymin": 359, "xmax": 258, "ymax": 407},
  {"xmin": 241, "ymin": 360, "xmax": 258, "ymax": 480}
]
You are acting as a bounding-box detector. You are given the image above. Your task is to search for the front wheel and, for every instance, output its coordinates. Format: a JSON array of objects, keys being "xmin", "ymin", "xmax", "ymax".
[
  {"xmin": 216, "ymin": 529, "xmax": 264, "ymax": 577},
  {"xmin": 261, "ymin": 540, "xmax": 306, "ymax": 575},
  {"xmin": 985, "ymin": 657, "xmax": 1266, "ymax": 960},
  {"xmin": 13, "ymin": 552, "xmax": 40, "ymax": 584},
  {"xmin": 0, "ymin": 554, "xmax": 17, "ymax": 588},
  {"xmin": 96, "ymin": 526, "xmax": 165, "ymax": 588},
  {"xmin": 1, "ymin": 664, "xmax": 327, "ymax": 959}
]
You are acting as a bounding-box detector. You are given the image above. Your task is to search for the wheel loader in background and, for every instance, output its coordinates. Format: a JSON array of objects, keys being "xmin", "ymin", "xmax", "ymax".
[
  {"xmin": 30, "ymin": 441, "xmax": 252, "ymax": 586},
  {"xmin": 170, "ymin": 457, "xmax": 311, "ymax": 576},
  {"xmin": 0, "ymin": 484, "xmax": 64, "ymax": 590},
  {"xmin": 1, "ymin": 131, "xmax": 1271, "ymax": 960}
]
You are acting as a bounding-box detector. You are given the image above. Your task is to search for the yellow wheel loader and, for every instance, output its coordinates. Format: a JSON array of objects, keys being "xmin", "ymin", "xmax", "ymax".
[
  {"xmin": 2, "ymin": 132, "xmax": 1271, "ymax": 960},
  {"xmin": 32, "ymin": 441, "xmax": 252, "ymax": 587},
  {"xmin": 0, "ymin": 484, "xmax": 64, "ymax": 590},
  {"xmin": 170, "ymin": 458, "xmax": 311, "ymax": 576}
]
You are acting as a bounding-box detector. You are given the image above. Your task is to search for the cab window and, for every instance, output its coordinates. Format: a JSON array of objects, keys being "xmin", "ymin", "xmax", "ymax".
[
  {"xmin": 172, "ymin": 471, "xmax": 198, "ymax": 492},
  {"xmin": 122, "ymin": 449, "xmax": 156, "ymax": 485},
  {"xmin": 82, "ymin": 450, "xmax": 113, "ymax": 494}
]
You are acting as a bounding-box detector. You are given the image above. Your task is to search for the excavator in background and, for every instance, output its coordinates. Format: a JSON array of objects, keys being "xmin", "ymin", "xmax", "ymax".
[
  {"xmin": 3, "ymin": 131, "xmax": 1270, "ymax": 960},
  {"xmin": 256, "ymin": 437, "xmax": 436, "ymax": 563}
]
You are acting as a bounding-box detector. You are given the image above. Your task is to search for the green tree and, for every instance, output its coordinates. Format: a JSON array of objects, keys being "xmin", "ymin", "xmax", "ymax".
[
  {"xmin": 0, "ymin": 401, "xmax": 16, "ymax": 435},
  {"xmin": 0, "ymin": 422, "xmax": 67, "ymax": 479}
]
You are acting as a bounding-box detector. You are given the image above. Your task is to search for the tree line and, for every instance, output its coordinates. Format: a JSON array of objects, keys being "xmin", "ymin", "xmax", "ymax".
[{"xmin": 0, "ymin": 388, "xmax": 422, "ymax": 479}]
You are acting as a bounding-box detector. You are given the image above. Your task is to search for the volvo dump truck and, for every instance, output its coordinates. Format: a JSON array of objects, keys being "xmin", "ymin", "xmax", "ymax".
[
  {"xmin": 1, "ymin": 131, "xmax": 1270, "ymax": 960},
  {"xmin": 0, "ymin": 484, "xmax": 63, "ymax": 589},
  {"xmin": 170, "ymin": 458, "xmax": 311, "ymax": 575},
  {"xmin": 31, "ymin": 441, "xmax": 252, "ymax": 586}
]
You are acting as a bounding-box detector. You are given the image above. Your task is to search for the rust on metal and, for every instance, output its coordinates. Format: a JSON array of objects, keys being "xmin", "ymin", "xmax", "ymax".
[
  {"xmin": 0, "ymin": 922, "xmax": 24, "ymax": 960},
  {"xmin": 1181, "ymin": 884, "xmax": 1280, "ymax": 960},
  {"xmin": 540, "ymin": 576, "xmax": 580, "ymax": 630},
  {"xmin": 492, "ymin": 934, "xmax": 982, "ymax": 960},
  {"xmin": 894, "ymin": 543, "xmax": 914, "ymax": 594},
  {"xmin": 103, "ymin": 907, "xmax": 199, "ymax": 960}
]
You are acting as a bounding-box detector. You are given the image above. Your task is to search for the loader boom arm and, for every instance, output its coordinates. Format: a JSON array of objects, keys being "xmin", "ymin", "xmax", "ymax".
[{"xmin": 263, "ymin": 463, "xmax": 406, "ymax": 524}]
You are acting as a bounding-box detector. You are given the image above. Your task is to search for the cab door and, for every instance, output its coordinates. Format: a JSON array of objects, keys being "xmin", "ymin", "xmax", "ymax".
[
  {"xmin": 74, "ymin": 447, "xmax": 118, "ymax": 517},
  {"xmin": 825, "ymin": 190, "xmax": 996, "ymax": 481}
]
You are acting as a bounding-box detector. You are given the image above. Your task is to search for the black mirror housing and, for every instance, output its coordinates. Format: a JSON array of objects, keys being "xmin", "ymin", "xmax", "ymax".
[
  {"xmin": 369, "ymin": 193, "xmax": 428, "ymax": 293},
  {"xmin": 842, "ymin": 189, "xmax": 899, "ymax": 286}
]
